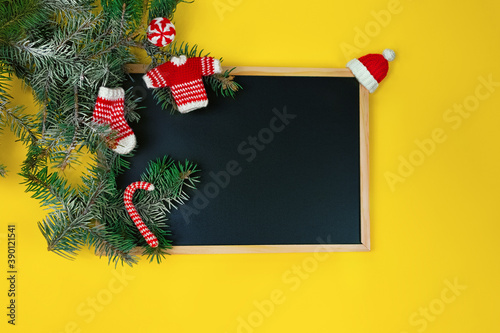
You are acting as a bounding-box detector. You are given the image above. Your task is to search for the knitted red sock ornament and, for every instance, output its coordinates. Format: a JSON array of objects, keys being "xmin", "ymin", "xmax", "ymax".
[
  {"xmin": 92, "ymin": 87, "xmax": 136, "ymax": 154},
  {"xmin": 143, "ymin": 55, "xmax": 222, "ymax": 113},
  {"xmin": 123, "ymin": 181, "xmax": 159, "ymax": 248}
]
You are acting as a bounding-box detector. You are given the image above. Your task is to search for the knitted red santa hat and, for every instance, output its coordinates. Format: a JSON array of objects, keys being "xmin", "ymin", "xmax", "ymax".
[{"xmin": 346, "ymin": 49, "xmax": 395, "ymax": 93}]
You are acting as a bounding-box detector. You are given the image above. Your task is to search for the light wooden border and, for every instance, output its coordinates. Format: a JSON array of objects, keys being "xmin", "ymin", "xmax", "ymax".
[{"xmin": 125, "ymin": 66, "xmax": 370, "ymax": 254}]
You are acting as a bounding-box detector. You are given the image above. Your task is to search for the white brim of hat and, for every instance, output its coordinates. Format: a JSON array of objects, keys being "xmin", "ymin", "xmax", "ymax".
[{"xmin": 346, "ymin": 59, "xmax": 379, "ymax": 93}]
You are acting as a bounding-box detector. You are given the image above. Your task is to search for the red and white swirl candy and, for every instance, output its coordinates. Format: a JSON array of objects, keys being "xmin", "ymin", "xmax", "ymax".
[{"xmin": 147, "ymin": 17, "xmax": 176, "ymax": 47}]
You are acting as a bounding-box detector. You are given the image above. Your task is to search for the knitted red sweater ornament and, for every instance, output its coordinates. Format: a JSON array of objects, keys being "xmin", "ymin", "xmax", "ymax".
[
  {"xmin": 123, "ymin": 181, "xmax": 159, "ymax": 248},
  {"xmin": 143, "ymin": 55, "xmax": 222, "ymax": 113}
]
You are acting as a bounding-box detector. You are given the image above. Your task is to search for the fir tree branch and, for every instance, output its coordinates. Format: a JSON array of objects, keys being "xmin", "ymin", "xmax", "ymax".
[
  {"xmin": 21, "ymin": 166, "xmax": 72, "ymax": 211},
  {"xmin": 0, "ymin": 0, "xmax": 45, "ymax": 43},
  {"xmin": 40, "ymin": 74, "xmax": 52, "ymax": 138},
  {"xmin": 81, "ymin": 25, "xmax": 113, "ymax": 50},
  {"xmin": 45, "ymin": 212, "xmax": 85, "ymax": 254},
  {"xmin": 58, "ymin": 85, "xmax": 82, "ymax": 170},
  {"xmin": 25, "ymin": 173, "xmax": 85, "ymax": 259},
  {"xmin": 28, "ymin": 166, "xmax": 88, "ymax": 257},
  {"xmin": 0, "ymin": 63, "xmax": 12, "ymax": 98},
  {"xmin": 88, "ymin": 31, "xmax": 140, "ymax": 62},
  {"xmin": 0, "ymin": 104, "xmax": 38, "ymax": 144},
  {"xmin": 86, "ymin": 225, "xmax": 139, "ymax": 267},
  {"xmin": 0, "ymin": 0, "xmax": 231, "ymax": 266},
  {"xmin": 54, "ymin": 14, "xmax": 95, "ymax": 54},
  {"xmin": 79, "ymin": 158, "xmax": 112, "ymax": 220},
  {"xmin": 38, "ymin": 211, "xmax": 83, "ymax": 259},
  {"xmin": 119, "ymin": 3, "xmax": 127, "ymax": 38},
  {"xmin": 204, "ymin": 67, "xmax": 242, "ymax": 98},
  {"xmin": 44, "ymin": 0, "xmax": 92, "ymax": 18},
  {"xmin": 148, "ymin": 0, "xmax": 188, "ymax": 21},
  {"xmin": 11, "ymin": 38, "xmax": 70, "ymax": 66}
]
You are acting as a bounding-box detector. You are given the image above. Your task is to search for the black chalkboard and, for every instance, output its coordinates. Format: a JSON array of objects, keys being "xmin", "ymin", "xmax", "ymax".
[{"xmin": 121, "ymin": 67, "xmax": 370, "ymax": 254}]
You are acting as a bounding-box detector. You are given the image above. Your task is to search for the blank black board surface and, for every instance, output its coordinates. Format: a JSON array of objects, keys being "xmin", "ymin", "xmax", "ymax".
[{"xmin": 121, "ymin": 67, "xmax": 370, "ymax": 254}]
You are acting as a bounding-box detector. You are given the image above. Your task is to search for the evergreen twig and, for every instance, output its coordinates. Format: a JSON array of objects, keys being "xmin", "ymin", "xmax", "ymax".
[
  {"xmin": 58, "ymin": 85, "xmax": 81, "ymax": 170},
  {"xmin": 0, "ymin": 0, "xmax": 238, "ymax": 265}
]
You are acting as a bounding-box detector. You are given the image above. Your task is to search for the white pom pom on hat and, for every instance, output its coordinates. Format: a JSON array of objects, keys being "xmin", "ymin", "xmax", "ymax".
[
  {"xmin": 382, "ymin": 49, "xmax": 396, "ymax": 61},
  {"xmin": 346, "ymin": 49, "xmax": 396, "ymax": 93}
]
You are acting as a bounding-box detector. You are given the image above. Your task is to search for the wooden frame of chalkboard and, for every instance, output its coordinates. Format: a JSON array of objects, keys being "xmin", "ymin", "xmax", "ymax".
[{"xmin": 125, "ymin": 65, "xmax": 370, "ymax": 254}]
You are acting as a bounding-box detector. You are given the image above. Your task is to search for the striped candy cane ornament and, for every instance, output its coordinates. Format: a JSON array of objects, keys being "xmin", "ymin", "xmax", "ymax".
[{"xmin": 123, "ymin": 181, "xmax": 159, "ymax": 248}]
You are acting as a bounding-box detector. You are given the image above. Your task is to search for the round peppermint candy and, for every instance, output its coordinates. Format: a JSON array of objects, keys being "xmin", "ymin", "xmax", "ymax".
[{"xmin": 147, "ymin": 17, "xmax": 176, "ymax": 47}]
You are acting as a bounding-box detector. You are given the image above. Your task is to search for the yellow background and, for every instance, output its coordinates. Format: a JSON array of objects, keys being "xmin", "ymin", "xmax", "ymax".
[{"xmin": 1, "ymin": 0, "xmax": 500, "ymax": 332}]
